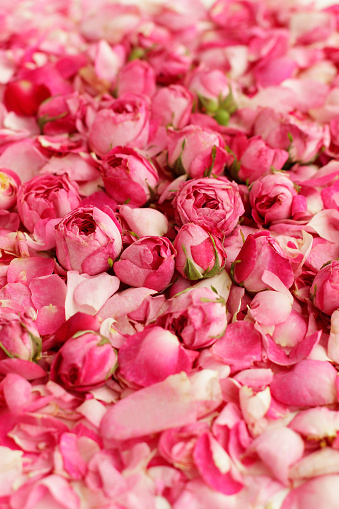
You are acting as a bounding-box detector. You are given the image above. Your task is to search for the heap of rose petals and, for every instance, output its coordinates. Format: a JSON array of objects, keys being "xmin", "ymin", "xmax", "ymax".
[{"xmin": 1, "ymin": 0, "xmax": 339, "ymax": 507}]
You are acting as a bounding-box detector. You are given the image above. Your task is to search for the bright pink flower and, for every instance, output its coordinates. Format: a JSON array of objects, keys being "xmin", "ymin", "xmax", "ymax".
[
  {"xmin": 151, "ymin": 85, "xmax": 193, "ymax": 129},
  {"xmin": 167, "ymin": 126, "xmax": 229, "ymax": 178},
  {"xmin": 55, "ymin": 206, "xmax": 122, "ymax": 275},
  {"xmin": 118, "ymin": 326, "xmax": 193, "ymax": 387},
  {"xmin": 249, "ymin": 173, "xmax": 298, "ymax": 224},
  {"xmin": 174, "ymin": 223, "xmax": 226, "ymax": 280},
  {"xmin": 17, "ymin": 174, "xmax": 81, "ymax": 233},
  {"xmin": 113, "ymin": 236, "xmax": 176, "ymax": 292},
  {"xmin": 310, "ymin": 260, "xmax": 339, "ymax": 316},
  {"xmin": 156, "ymin": 287, "xmax": 227, "ymax": 349},
  {"xmin": 173, "ymin": 177, "xmax": 244, "ymax": 239},
  {"xmin": 50, "ymin": 331, "xmax": 117, "ymax": 392},
  {"xmin": 89, "ymin": 93, "xmax": 150, "ymax": 157},
  {"xmin": 0, "ymin": 311, "xmax": 41, "ymax": 361},
  {"xmin": 232, "ymin": 231, "xmax": 294, "ymax": 292},
  {"xmin": 227, "ymin": 134, "xmax": 289, "ymax": 183},
  {"xmin": 101, "ymin": 146, "xmax": 159, "ymax": 207},
  {"xmin": 0, "ymin": 169, "xmax": 20, "ymax": 210},
  {"xmin": 117, "ymin": 59, "xmax": 156, "ymax": 97}
]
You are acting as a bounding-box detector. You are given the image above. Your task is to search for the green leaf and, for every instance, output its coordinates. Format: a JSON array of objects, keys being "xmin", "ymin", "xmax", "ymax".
[
  {"xmin": 204, "ymin": 145, "xmax": 217, "ymax": 177},
  {"xmin": 182, "ymin": 244, "xmax": 203, "ymax": 280}
]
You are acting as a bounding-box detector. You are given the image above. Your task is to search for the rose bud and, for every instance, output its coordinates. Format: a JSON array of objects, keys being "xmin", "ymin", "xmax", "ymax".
[
  {"xmin": 0, "ymin": 311, "xmax": 41, "ymax": 361},
  {"xmin": 310, "ymin": 260, "xmax": 339, "ymax": 316},
  {"xmin": 89, "ymin": 93, "xmax": 151, "ymax": 157},
  {"xmin": 119, "ymin": 205, "xmax": 168, "ymax": 238},
  {"xmin": 17, "ymin": 174, "xmax": 81, "ymax": 233},
  {"xmin": 156, "ymin": 287, "xmax": 227, "ymax": 349},
  {"xmin": 174, "ymin": 223, "xmax": 226, "ymax": 280},
  {"xmin": 173, "ymin": 177, "xmax": 244, "ymax": 239},
  {"xmin": 227, "ymin": 134, "xmax": 289, "ymax": 184},
  {"xmin": 50, "ymin": 331, "xmax": 117, "ymax": 392},
  {"xmin": 0, "ymin": 169, "xmax": 21, "ymax": 210},
  {"xmin": 118, "ymin": 326, "xmax": 194, "ymax": 387},
  {"xmin": 249, "ymin": 173, "xmax": 298, "ymax": 225},
  {"xmin": 37, "ymin": 93, "xmax": 78, "ymax": 135},
  {"xmin": 116, "ymin": 59, "xmax": 156, "ymax": 97},
  {"xmin": 113, "ymin": 236, "xmax": 176, "ymax": 292},
  {"xmin": 151, "ymin": 85, "xmax": 193, "ymax": 130},
  {"xmin": 55, "ymin": 206, "xmax": 122, "ymax": 276},
  {"xmin": 101, "ymin": 146, "xmax": 159, "ymax": 207},
  {"xmin": 232, "ymin": 231, "xmax": 294, "ymax": 292},
  {"xmin": 4, "ymin": 79, "xmax": 50, "ymax": 116},
  {"xmin": 167, "ymin": 125, "xmax": 230, "ymax": 179}
]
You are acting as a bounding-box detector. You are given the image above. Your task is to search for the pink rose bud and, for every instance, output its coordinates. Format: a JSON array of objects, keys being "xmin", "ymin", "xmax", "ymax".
[
  {"xmin": 4, "ymin": 79, "xmax": 50, "ymax": 116},
  {"xmin": 310, "ymin": 260, "xmax": 339, "ymax": 316},
  {"xmin": 0, "ymin": 311, "xmax": 41, "ymax": 361},
  {"xmin": 249, "ymin": 173, "xmax": 298, "ymax": 224},
  {"xmin": 37, "ymin": 94, "xmax": 78, "ymax": 135},
  {"xmin": 113, "ymin": 236, "xmax": 176, "ymax": 292},
  {"xmin": 227, "ymin": 134, "xmax": 289, "ymax": 184},
  {"xmin": 101, "ymin": 146, "xmax": 159, "ymax": 207},
  {"xmin": 119, "ymin": 205, "xmax": 168, "ymax": 238},
  {"xmin": 118, "ymin": 326, "xmax": 194, "ymax": 387},
  {"xmin": 174, "ymin": 223, "xmax": 226, "ymax": 280},
  {"xmin": 232, "ymin": 231, "xmax": 294, "ymax": 292},
  {"xmin": 151, "ymin": 85, "xmax": 193, "ymax": 129},
  {"xmin": 167, "ymin": 125, "xmax": 230, "ymax": 178},
  {"xmin": 17, "ymin": 174, "xmax": 81, "ymax": 233},
  {"xmin": 117, "ymin": 59, "xmax": 156, "ymax": 97},
  {"xmin": 156, "ymin": 287, "xmax": 227, "ymax": 349},
  {"xmin": 55, "ymin": 206, "xmax": 122, "ymax": 275},
  {"xmin": 50, "ymin": 331, "xmax": 117, "ymax": 392},
  {"xmin": 0, "ymin": 169, "xmax": 21, "ymax": 210},
  {"xmin": 89, "ymin": 93, "xmax": 151, "ymax": 157},
  {"xmin": 173, "ymin": 177, "xmax": 244, "ymax": 239}
]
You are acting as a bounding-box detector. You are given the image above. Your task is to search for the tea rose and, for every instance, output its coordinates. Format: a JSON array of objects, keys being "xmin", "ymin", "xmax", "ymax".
[
  {"xmin": 0, "ymin": 311, "xmax": 41, "ymax": 361},
  {"xmin": 50, "ymin": 331, "xmax": 117, "ymax": 391},
  {"xmin": 310, "ymin": 260, "xmax": 339, "ymax": 316},
  {"xmin": 17, "ymin": 174, "xmax": 81, "ymax": 233},
  {"xmin": 113, "ymin": 236, "xmax": 176, "ymax": 291},
  {"xmin": 173, "ymin": 177, "xmax": 244, "ymax": 239},
  {"xmin": 55, "ymin": 206, "xmax": 122, "ymax": 275},
  {"xmin": 101, "ymin": 146, "xmax": 159, "ymax": 207}
]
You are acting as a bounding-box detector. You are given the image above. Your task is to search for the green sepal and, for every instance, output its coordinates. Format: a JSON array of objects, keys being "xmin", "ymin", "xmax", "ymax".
[
  {"xmin": 172, "ymin": 140, "xmax": 187, "ymax": 176},
  {"xmin": 213, "ymin": 109, "xmax": 230, "ymax": 126},
  {"xmin": 38, "ymin": 112, "xmax": 68, "ymax": 132},
  {"xmin": 230, "ymin": 259, "xmax": 242, "ymax": 284},
  {"xmin": 182, "ymin": 244, "xmax": 203, "ymax": 280},
  {"xmin": 128, "ymin": 47, "xmax": 146, "ymax": 61},
  {"xmin": 204, "ymin": 145, "xmax": 217, "ymax": 177}
]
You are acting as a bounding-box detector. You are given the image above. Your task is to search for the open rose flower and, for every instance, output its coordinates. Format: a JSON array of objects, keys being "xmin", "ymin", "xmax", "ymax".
[
  {"xmin": 89, "ymin": 93, "xmax": 150, "ymax": 157},
  {"xmin": 101, "ymin": 146, "xmax": 159, "ymax": 207},
  {"xmin": 174, "ymin": 223, "xmax": 226, "ymax": 280},
  {"xmin": 0, "ymin": 169, "xmax": 21, "ymax": 210},
  {"xmin": 156, "ymin": 287, "xmax": 227, "ymax": 349},
  {"xmin": 50, "ymin": 331, "xmax": 117, "ymax": 391},
  {"xmin": 17, "ymin": 174, "xmax": 81, "ymax": 233},
  {"xmin": 0, "ymin": 311, "xmax": 41, "ymax": 361},
  {"xmin": 249, "ymin": 173, "xmax": 299, "ymax": 224},
  {"xmin": 55, "ymin": 206, "xmax": 122, "ymax": 275},
  {"xmin": 113, "ymin": 236, "xmax": 176, "ymax": 291},
  {"xmin": 310, "ymin": 260, "xmax": 339, "ymax": 316},
  {"xmin": 173, "ymin": 177, "xmax": 244, "ymax": 239}
]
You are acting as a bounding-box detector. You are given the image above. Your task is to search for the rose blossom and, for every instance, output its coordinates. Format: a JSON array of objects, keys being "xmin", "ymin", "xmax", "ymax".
[
  {"xmin": 50, "ymin": 331, "xmax": 117, "ymax": 391},
  {"xmin": 0, "ymin": 311, "xmax": 41, "ymax": 361},
  {"xmin": 174, "ymin": 223, "xmax": 226, "ymax": 280},
  {"xmin": 151, "ymin": 85, "xmax": 193, "ymax": 129},
  {"xmin": 116, "ymin": 59, "xmax": 156, "ymax": 97},
  {"xmin": 89, "ymin": 93, "xmax": 151, "ymax": 157},
  {"xmin": 249, "ymin": 173, "xmax": 298, "ymax": 224},
  {"xmin": 0, "ymin": 169, "xmax": 21, "ymax": 210},
  {"xmin": 167, "ymin": 125, "xmax": 230, "ymax": 178},
  {"xmin": 101, "ymin": 146, "xmax": 159, "ymax": 207},
  {"xmin": 55, "ymin": 206, "xmax": 122, "ymax": 275},
  {"xmin": 232, "ymin": 231, "xmax": 294, "ymax": 292},
  {"xmin": 113, "ymin": 236, "xmax": 176, "ymax": 291},
  {"xmin": 310, "ymin": 260, "xmax": 339, "ymax": 316},
  {"xmin": 173, "ymin": 177, "xmax": 244, "ymax": 239},
  {"xmin": 156, "ymin": 287, "xmax": 227, "ymax": 349},
  {"xmin": 17, "ymin": 174, "xmax": 81, "ymax": 233}
]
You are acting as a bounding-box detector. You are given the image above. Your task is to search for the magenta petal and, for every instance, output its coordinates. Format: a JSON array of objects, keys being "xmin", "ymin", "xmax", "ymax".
[{"xmin": 0, "ymin": 359, "xmax": 46, "ymax": 380}]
